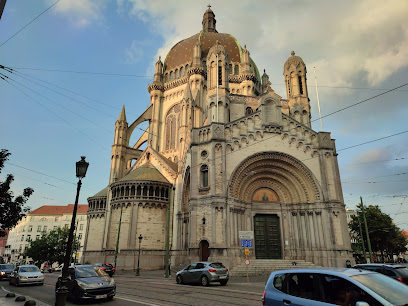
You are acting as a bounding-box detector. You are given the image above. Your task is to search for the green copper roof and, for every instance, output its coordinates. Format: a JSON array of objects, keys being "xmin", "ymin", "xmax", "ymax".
[
  {"xmin": 119, "ymin": 162, "xmax": 170, "ymax": 184},
  {"xmin": 91, "ymin": 186, "xmax": 109, "ymax": 198}
]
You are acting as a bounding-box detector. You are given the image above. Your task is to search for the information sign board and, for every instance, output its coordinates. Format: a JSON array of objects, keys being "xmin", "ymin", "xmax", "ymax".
[
  {"xmin": 239, "ymin": 231, "xmax": 254, "ymax": 239},
  {"xmin": 240, "ymin": 239, "xmax": 253, "ymax": 248}
]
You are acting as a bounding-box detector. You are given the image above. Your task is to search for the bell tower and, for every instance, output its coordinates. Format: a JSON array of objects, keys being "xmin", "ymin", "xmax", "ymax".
[{"xmin": 284, "ymin": 51, "xmax": 311, "ymax": 127}]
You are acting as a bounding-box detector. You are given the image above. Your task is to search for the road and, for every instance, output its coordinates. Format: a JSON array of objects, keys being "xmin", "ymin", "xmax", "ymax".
[{"xmin": 0, "ymin": 271, "xmax": 267, "ymax": 305}]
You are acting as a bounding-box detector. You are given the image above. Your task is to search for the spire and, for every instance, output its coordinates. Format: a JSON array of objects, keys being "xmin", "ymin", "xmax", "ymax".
[
  {"xmin": 154, "ymin": 56, "xmax": 163, "ymax": 83},
  {"xmin": 118, "ymin": 105, "xmax": 127, "ymax": 123},
  {"xmin": 202, "ymin": 5, "xmax": 217, "ymax": 33},
  {"xmin": 241, "ymin": 44, "xmax": 251, "ymax": 74}
]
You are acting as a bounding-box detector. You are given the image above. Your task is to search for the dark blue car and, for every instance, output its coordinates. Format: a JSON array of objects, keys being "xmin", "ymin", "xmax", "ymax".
[{"xmin": 0, "ymin": 264, "xmax": 15, "ymax": 280}]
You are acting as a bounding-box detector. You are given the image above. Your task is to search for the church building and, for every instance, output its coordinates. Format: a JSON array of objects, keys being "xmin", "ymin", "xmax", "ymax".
[{"xmin": 82, "ymin": 7, "xmax": 353, "ymax": 270}]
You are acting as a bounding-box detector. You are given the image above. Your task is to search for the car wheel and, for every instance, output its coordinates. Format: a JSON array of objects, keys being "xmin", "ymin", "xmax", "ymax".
[
  {"xmin": 201, "ymin": 275, "xmax": 209, "ymax": 286},
  {"xmin": 176, "ymin": 275, "xmax": 183, "ymax": 284},
  {"xmin": 220, "ymin": 280, "xmax": 228, "ymax": 286}
]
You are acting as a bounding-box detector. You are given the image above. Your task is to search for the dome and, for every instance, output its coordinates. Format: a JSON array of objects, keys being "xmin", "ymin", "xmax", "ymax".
[
  {"xmin": 284, "ymin": 50, "xmax": 306, "ymax": 71},
  {"xmin": 90, "ymin": 186, "xmax": 109, "ymax": 198},
  {"xmin": 163, "ymin": 8, "xmax": 260, "ymax": 80},
  {"xmin": 119, "ymin": 162, "xmax": 170, "ymax": 184}
]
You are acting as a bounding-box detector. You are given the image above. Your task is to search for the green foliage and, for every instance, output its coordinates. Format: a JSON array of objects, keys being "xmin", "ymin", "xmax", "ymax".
[
  {"xmin": 0, "ymin": 149, "xmax": 33, "ymax": 237},
  {"xmin": 23, "ymin": 227, "xmax": 80, "ymax": 265},
  {"xmin": 348, "ymin": 204, "xmax": 407, "ymax": 256}
]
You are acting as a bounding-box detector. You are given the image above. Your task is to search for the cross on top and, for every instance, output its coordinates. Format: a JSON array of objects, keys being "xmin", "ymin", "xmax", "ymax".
[{"xmin": 208, "ymin": 4, "xmax": 211, "ymax": 9}]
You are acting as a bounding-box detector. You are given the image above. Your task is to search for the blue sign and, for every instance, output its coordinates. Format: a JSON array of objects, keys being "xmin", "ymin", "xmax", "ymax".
[{"xmin": 241, "ymin": 239, "xmax": 253, "ymax": 248}]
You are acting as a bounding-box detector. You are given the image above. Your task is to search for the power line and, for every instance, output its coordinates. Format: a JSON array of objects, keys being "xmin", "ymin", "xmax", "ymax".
[
  {"xmin": 342, "ymin": 172, "xmax": 407, "ymax": 183},
  {"xmin": 345, "ymin": 157, "xmax": 407, "ymax": 166},
  {"xmin": 0, "ymin": 0, "xmax": 62, "ymax": 48},
  {"xmin": 337, "ymin": 131, "xmax": 408, "ymax": 152},
  {"xmin": 1, "ymin": 77, "xmax": 110, "ymax": 152}
]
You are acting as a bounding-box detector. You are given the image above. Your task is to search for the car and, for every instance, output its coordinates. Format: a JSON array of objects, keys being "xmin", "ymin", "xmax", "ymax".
[
  {"xmin": 54, "ymin": 264, "xmax": 64, "ymax": 272},
  {"xmin": 0, "ymin": 264, "xmax": 15, "ymax": 280},
  {"xmin": 262, "ymin": 268, "xmax": 408, "ymax": 306},
  {"xmin": 9, "ymin": 265, "xmax": 44, "ymax": 286},
  {"xmin": 55, "ymin": 265, "xmax": 115, "ymax": 303},
  {"xmin": 353, "ymin": 263, "xmax": 408, "ymax": 285},
  {"xmin": 94, "ymin": 263, "xmax": 115, "ymax": 277},
  {"xmin": 176, "ymin": 262, "xmax": 229, "ymax": 286}
]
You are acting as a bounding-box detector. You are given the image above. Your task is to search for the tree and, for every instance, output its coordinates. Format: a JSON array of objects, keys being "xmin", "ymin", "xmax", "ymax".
[
  {"xmin": 24, "ymin": 227, "xmax": 80, "ymax": 265},
  {"xmin": 0, "ymin": 149, "xmax": 33, "ymax": 237},
  {"xmin": 348, "ymin": 204, "xmax": 407, "ymax": 260}
]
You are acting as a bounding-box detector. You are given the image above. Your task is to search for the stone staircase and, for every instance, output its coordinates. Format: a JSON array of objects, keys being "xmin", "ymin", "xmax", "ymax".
[{"xmin": 229, "ymin": 259, "xmax": 318, "ymax": 277}]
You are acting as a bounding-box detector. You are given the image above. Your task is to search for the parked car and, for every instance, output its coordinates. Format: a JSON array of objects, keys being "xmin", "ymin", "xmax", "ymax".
[
  {"xmin": 94, "ymin": 263, "xmax": 115, "ymax": 277},
  {"xmin": 0, "ymin": 264, "xmax": 15, "ymax": 280},
  {"xmin": 176, "ymin": 262, "xmax": 229, "ymax": 286},
  {"xmin": 262, "ymin": 268, "xmax": 408, "ymax": 306},
  {"xmin": 55, "ymin": 265, "xmax": 115, "ymax": 303},
  {"xmin": 9, "ymin": 265, "xmax": 44, "ymax": 286},
  {"xmin": 41, "ymin": 263, "xmax": 54, "ymax": 273},
  {"xmin": 54, "ymin": 264, "xmax": 64, "ymax": 272},
  {"xmin": 353, "ymin": 263, "xmax": 408, "ymax": 285}
]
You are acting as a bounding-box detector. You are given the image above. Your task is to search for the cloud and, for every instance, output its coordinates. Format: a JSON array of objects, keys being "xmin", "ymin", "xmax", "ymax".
[
  {"xmin": 352, "ymin": 147, "xmax": 393, "ymax": 164},
  {"xmin": 124, "ymin": 40, "xmax": 145, "ymax": 64},
  {"xmin": 47, "ymin": 0, "xmax": 108, "ymax": 27}
]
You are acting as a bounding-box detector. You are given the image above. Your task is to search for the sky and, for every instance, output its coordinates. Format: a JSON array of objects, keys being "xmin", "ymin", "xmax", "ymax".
[{"xmin": 1, "ymin": 0, "xmax": 407, "ymax": 230}]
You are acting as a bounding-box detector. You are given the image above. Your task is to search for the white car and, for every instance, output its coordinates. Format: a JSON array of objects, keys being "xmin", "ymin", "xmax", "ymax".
[
  {"xmin": 54, "ymin": 264, "xmax": 64, "ymax": 271},
  {"xmin": 9, "ymin": 265, "xmax": 44, "ymax": 286}
]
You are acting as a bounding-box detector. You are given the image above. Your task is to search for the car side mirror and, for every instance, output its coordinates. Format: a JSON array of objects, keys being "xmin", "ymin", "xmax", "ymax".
[{"xmin": 356, "ymin": 302, "xmax": 370, "ymax": 306}]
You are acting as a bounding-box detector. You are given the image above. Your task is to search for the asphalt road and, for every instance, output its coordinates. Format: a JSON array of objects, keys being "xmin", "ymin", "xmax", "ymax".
[{"xmin": 0, "ymin": 271, "xmax": 267, "ymax": 306}]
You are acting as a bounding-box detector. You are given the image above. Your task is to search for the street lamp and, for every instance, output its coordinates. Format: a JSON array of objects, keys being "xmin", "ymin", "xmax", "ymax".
[
  {"xmin": 135, "ymin": 234, "xmax": 143, "ymax": 276},
  {"xmin": 55, "ymin": 156, "xmax": 89, "ymax": 306}
]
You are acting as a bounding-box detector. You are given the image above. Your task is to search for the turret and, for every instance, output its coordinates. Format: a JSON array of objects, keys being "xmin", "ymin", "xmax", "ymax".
[
  {"xmin": 239, "ymin": 45, "xmax": 257, "ymax": 97},
  {"xmin": 202, "ymin": 5, "xmax": 217, "ymax": 33},
  {"xmin": 154, "ymin": 56, "xmax": 163, "ymax": 83},
  {"xmin": 284, "ymin": 51, "xmax": 311, "ymax": 127},
  {"xmin": 110, "ymin": 106, "xmax": 129, "ymax": 183}
]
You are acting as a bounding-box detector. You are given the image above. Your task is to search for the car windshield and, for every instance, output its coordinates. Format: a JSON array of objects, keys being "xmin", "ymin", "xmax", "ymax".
[
  {"xmin": 209, "ymin": 263, "xmax": 225, "ymax": 268},
  {"xmin": 352, "ymin": 273, "xmax": 408, "ymax": 304},
  {"xmin": 0, "ymin": 264, "xmax": 14, "ymax": 270},
  {"xmin": 75, "ymin": 266, "xmax": 107, "ymax": 278},
  {"xmin": 20, "ymin": 266, "xmax": 40, "ymax": 272}
]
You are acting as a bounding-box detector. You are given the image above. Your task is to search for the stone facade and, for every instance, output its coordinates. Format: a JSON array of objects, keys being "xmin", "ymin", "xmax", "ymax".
[{"xmin": 82, "ymin": 7, "xmax": 353, "ymax": 271}]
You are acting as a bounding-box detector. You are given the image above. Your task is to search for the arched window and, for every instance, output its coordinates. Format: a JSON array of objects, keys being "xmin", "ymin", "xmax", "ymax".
[
  {"xmin": 234, "ymin": 65, "xmax": 239, "ymax": 75},
  {"xmin": 185, "ymin": 64, "xmax": 189, "ymax": 72},
  {"xmin": 229, "ymin": 64, "xmax": 233, "ymax": 74},
  {"xmin": 180, "ymin": 67, "xmax": 184, "ymax": 77},
  {"xmin": 149, "ymin": 186, "xmax": 154, "ymax": 197},
  {"xmin": 136, "ymin": 185, "xmax": 141, "ymax": 196},
  {"xmin": 131, "ymin": 186, "xmax": 135, "ymax": 196},
  {"xmin": 245, "ymin": 107, "xmax": 253, "ymax": 116},
  {"xmin": 165, "ymin": 104, "xmax": 180, "ymax": 150},
  {"xmin": 201, "ymin": 165, "xmax": 209, "ymax": 188},
  {"xmin": 175, "ymin": 69, "xmax": 179, "ymax": 79},
  {"xmin": 164, "ymin": 73, "xmax": 168, "ymax": 83},
  {"xmin": 298, "ymin": 75, "xmax": 303, "ymax": 94},
  {"xmin": 170, "ymin": 71, "xmax": 174, "ymax": 80}
]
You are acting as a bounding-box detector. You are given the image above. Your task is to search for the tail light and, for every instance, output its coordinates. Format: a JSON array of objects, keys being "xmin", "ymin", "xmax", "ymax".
[
  {"xmin": 101, "ymin": 267, "xmax": 105, "ymax": 270},
  {"xmin": 208, "ymin": 269, "xmax": 216, "ymax": 273},
  {"xmin": 112, "ymin": 268, "xmax": 115, "ymax": 270},
  {"xmin": 226, "ymin": 268, "xmax": 228, "ymax": 272},
  {"xmin": 262, "ymin": 289, "xmax": 266, "ymax": 306},
  {"xmin": 396, "ymin": 277, "xmax": 405, "ymax": 283}
]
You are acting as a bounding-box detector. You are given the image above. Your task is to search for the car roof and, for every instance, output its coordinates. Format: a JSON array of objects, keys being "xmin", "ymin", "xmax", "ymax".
[
  {"xmin": 269, "ymin": 267, "xmax": 375, "ymax": 277},
  {"xmin": 353, "ymin": 263, "xmax": 406, "ymax": 268}
]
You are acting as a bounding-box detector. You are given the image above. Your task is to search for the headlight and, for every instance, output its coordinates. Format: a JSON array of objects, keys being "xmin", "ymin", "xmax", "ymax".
[
  {"xmin": 76, "ymin": 280, "xmax": 93, "ymax": 289},
  {"xmin": 109, "ymin": 278, "xmax": 115, "ymax": 286},
  {"xmin": 20, "ymin": 276, "xmax": 28, "ymax": 279},
  {"xmin": 0, "ymin": 272, "xmax": 5, "ymax": 275}
]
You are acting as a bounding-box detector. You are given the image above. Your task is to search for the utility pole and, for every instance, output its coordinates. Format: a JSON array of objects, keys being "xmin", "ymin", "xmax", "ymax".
[
  {"xmin": 357, "ymin": 214, "xmax": 367, "ymax": 263},
  {"xmin": 360, "ymin": 197, "xmax": 373, "ymax": 263}
]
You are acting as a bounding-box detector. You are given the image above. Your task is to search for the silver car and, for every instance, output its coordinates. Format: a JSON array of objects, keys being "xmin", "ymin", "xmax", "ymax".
[
  {"xmin": 262, "ymin": 268, "xmax": 408, "ymax": 306},
  {"xmin": 176, "ymin": 262, "xmax": 229, "ymax": 286},
  {"xmin": 9, "ymin": 265, "xmax": 44, "ymax": 286}
]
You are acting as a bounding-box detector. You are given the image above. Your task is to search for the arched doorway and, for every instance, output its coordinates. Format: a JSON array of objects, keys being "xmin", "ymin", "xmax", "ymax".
[{"xmin": 199, "ymin": 240, "xmax": 210, "ymax": 261}]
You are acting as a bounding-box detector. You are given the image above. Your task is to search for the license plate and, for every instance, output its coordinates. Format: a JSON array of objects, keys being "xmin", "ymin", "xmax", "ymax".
[
  {"xmin": 95, "ymin": 294, "xmax": 107, "ymax": 299},
  {"xmin": 219, "ymin": 276, "xmax": 227, "ymax": 279}
]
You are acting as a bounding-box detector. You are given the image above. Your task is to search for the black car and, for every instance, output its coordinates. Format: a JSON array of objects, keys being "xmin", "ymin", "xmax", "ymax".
[
  {"xmin": 353, "ymin": 263, "xmax": 408, "ymax": 285},
  {"xmin": 94, "ymin": 263, "xmax": 115, "ymax": 277},
  {"xmin": 55, "ymin": 265, "xmax": 115, "ymax": 303},
  {"xmin": 0, "ymin": 264, "xmax": 15, "ymax": 280}
]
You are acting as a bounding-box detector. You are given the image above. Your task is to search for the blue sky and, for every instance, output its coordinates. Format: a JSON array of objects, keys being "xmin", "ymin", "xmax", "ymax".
[{"xmin": 1, "ymin": 0, "xmax": 407, "ymax": 230}]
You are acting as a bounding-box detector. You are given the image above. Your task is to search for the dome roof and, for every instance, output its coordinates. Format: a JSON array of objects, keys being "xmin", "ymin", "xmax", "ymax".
[
  {"xmin": 163, "ymin": 8, "xmax": 260, "ymax": 80},
  {"xmin": 119, "ymin": 162, "xmax": 170, "ymax": 184},
  {"xmin": 284, "ymin": 51, "xmax": 306, "ymax": 71},
  {"xmin": 90, "ymin": 186, "xmax": 109, "ymax": 198}
]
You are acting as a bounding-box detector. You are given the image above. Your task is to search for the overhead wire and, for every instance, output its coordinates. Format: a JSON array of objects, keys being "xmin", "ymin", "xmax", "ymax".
[{"xmin": 0, "ymin": 0, "xmax": 62, "ymax": 48}]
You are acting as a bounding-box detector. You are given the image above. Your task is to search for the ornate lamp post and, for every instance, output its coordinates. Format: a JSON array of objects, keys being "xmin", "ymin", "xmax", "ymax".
[
  {"xmin": 55, "ymin": 156, "xmax": 89, "ymax": 306},
  {"xmin": 135, "ymin": 234, "xmax": 143, "ymax": 276}
]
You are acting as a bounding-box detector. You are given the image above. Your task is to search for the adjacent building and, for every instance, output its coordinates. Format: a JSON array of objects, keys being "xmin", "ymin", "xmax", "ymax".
[
  {"xmin": 83, "ymin": 7, "xmax": 353, "ymax": 270},
  {"xmin": 5, "ymin": 204, "xmax": 88, "ymax": 264}
]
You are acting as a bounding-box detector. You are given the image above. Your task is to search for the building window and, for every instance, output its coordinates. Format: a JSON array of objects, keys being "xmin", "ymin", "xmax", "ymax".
[
  {"xmin": 27, "ymin": 235, "xmax": 31, "ymax": 241},
  {"xmin": 55, "ymin": 217, "xmax": 58, "ymax": 222},
  {"xmin": 53, "ymin": 226, "xmax": 57, "ymax": 230},
  {"xmin": 28, "ymin": 226, "xmax": 32, "ymax": 232},
  {"xmin": 298, "ymin": 76, "xmax": 303, "ymax": 94},
  {"xmin": 37, "ymin": 226, "xmax": 41, "ymax": 232},
  {"xmin": 79, "ymin": 224, "xmax": 84, "ymax": 231},
  {"xmin": 218, "ymin": 64, "xmax": 222, "ymax": 85},
  {"xmin": 22, "ymin": 227, "xmax": 25, "ymax": 232},
  {"xmin": 201, "ymin": 165, "xmax": 209, "ymax": 188},
  {"xmin": 245, "ymin": 107, "xmax": 253, "ymax": 116},
  {"xmin": 36, "ymin": 235, "xmax": 40, "ymax": 240},
  {"xmin": 65, "ymin": 224, "xmax": 68, "ymax": 229},
  {"xmin": 21, "ymin": 235, "xmax": 24, "ymax": 242},
  {"xmin": 234, "ymin": 65, "xmax": 239, "ymax": 75},
  {"xmin": 78, "ymin": 234, "xmax": 83, "ymax": 240},
  {"xmin": 43, "ymin": 226, "xmax": 47, "ymax": 232}
]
